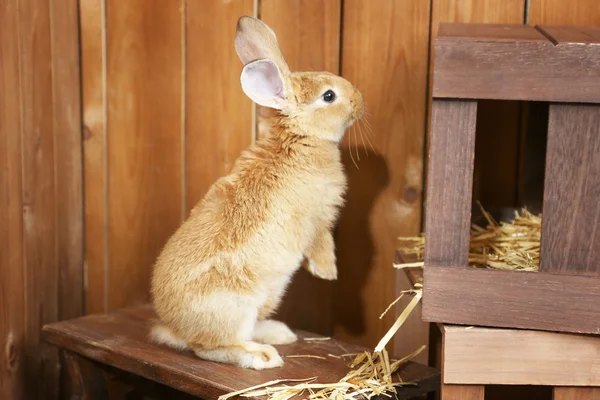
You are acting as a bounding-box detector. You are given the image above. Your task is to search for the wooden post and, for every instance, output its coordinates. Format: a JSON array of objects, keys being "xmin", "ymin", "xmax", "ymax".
[
  {"xmin": 541, "ymin": 104, "xmax": 600, "ymax": 277},
  {"xmin": 423, "ymin": 99, "xmax": 478, "ymax": 267},
  {"xmin": 441, "ymin": 384, "xmax": 485, "ymax": 400},
  {"xmin": 554, "ymin": 387, "xmax": 600, "ymax": 400}
]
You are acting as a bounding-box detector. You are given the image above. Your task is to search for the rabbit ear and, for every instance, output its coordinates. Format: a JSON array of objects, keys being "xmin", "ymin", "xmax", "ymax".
[
  {"xmin": 235, "ymin": 16, "xmax": 290, "ymax": 76},
  {"xmin": 240, "ymin": 59, "xmax": 287, "ymax": 109}
]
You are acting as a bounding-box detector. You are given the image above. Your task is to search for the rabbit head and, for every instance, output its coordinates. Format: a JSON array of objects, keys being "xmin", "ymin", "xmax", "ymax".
[{"xmin": 235, "ymin": 16, "xmax": 364, "ymax": 142}]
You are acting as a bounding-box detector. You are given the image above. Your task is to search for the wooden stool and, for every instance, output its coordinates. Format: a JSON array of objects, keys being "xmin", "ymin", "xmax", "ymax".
[{"xmin": 43, "ymin": 305, "xmax": 439, "ymax": 399}]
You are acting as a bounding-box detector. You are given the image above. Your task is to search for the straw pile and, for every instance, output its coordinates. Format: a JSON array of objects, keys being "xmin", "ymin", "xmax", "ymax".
[
  {"xmin": 396, "ymin": 205, "xmax": 542, "ymax": 272},
  {"xmin": 219, "ymin": 345, "xmax": 426, "ymax": 400},
  {"xmin": 218, "ymin": 288, "xmax": 425, "ymax": 400}
]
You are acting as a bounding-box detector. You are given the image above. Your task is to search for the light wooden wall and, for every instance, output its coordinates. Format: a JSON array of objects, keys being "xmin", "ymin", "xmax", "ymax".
[
  {"xmin": 2, "ymin": 0, "xmax": 600, "ymax": 398},
  {"xmin": 0, "ymin": 0, "xmax": 83, "ymax": 398},
  {"xmin": 78, "ymin": 0, "xmax": 600, "ymax": 360}
]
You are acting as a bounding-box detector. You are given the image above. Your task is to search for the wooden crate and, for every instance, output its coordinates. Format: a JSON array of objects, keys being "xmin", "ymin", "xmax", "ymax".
[{"xmin": 422, "ymin": 23, "xmax": 600, "ymax": 335}]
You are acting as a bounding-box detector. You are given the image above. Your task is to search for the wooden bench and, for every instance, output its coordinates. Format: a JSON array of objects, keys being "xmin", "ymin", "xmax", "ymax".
[{"xmin": 42, "ymin": 305, "xmax": 439, "ymax": 399}]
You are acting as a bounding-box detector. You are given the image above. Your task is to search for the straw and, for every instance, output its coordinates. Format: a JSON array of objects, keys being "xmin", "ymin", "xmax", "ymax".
[{"xmin": 396, "ymin": 205, "xmax": 541, "ymax": 272}]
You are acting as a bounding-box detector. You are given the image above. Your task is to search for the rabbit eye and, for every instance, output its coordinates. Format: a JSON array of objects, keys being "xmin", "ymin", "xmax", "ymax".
[{"xmin": 322, "ymin": 90, "xmax": 336, "ymax": 103}]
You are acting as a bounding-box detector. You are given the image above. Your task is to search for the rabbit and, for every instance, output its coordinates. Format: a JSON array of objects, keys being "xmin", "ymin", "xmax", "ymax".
[{"xmin": 149, "ymin": 16, "xmax": 364, "ymax": 370}]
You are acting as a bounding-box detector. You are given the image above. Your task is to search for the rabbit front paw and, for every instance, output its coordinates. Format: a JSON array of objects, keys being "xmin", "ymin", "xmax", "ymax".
[{"xmin": 307, "ymin": 259, "xmax": 338, "ymax": 281}]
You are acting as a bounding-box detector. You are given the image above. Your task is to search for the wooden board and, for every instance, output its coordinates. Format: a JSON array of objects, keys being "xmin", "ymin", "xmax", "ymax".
[
  {"xmin": 52, "ymin": 0, "xmax": 84, "ymax": 323},
  {"xmin": 1, "ymin": 0, "xmax": 83, "ymax": 397},
  {"xmin": 81, "ymin": 0, "xmax": 108, "ymax": 315},
  {"xmin": 185, "ymin": 0, "xmax": 254, "ymax": 213},
  {"xmin": 424, "ymin": 100, "xmax": 478, "ymax": 267},
  {"xmin": 432, "ymin": 24, "xmax": 600, "ymax": 103},
  {"xmin": 441, "ymin": 384, "xmax": 485, "ymax": 400},
  {"xmin": 423, "ymin": 266, "xmax": 600, "ymax": 335},
  {"xmin": 553, "ymin": 387, "xmax": 600, "ymax": 400},
  {"xmin": 442, "ymin": 324, "xmax": 600, "ymax": 385},
  {"xmin": 529, "ymin": 0, "xmax": 600, "ymax": 26},
  {"xmin": 541, "ymin": 104, "xmax": 600, "ymax": 276},
  {"xmin": 334, "ymin": 0, "xmax": 430, "ymax": 362},
  {"xmin": 0, "ymin": 2, "xmax": 26, "ymax": 397},
  {"xmin": 105, "ymin": 0, "xmax": 183, "ymax": 310},
  {"xmin": 19, "ymin": 0, "xmax": 60, "ymax": 397},
  {"xmin": 42, "ymin": 306, "xmax": 440, "ymax": 400},
  {"xmin": 260, "ymin": 0, "xmax": 341, "ymax": 336}
]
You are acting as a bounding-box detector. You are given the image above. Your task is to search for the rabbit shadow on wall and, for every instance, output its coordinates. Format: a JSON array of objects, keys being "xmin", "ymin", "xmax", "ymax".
[{"xmin": 334, "ymin": 144, "xmax": 390, "ymax": 336}]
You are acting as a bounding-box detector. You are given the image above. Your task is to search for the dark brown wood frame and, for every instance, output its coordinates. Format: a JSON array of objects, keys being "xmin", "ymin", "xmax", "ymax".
[{"xmin": 422, "ymin": 23, "xmax": 600, "ymax": 335}]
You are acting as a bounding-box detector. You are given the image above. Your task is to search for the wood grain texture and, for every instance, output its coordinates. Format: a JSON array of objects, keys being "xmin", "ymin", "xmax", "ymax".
[
  {"xmin": 51, "ymin": 0, "xmax": 84, "ymax": 322},
  {"xmin": 432, "ymin": 24, "xmax": 600, "ymax": 103},
  {"xmin": 18, "ymin": 0, "xmax": 60, "ymax": 397},
  {"xmin": 80, "ymin": 0, "xmax": 107, "ymax": 315},
  {"xmin": 260, "ymin": 0, "xmax": 341, "ymax": 335},
  {"xmin": 541, "ymin": 104, "xmax": 600, "ymax": 276},
  {"xmin": 43, "ymin": 305, "xmax": 440, "ymax": 400},
  {"xmin": 334, "ymin": 0, "xmax": 430, "ymax": 361},
  {"xmin": 0, "ymin": 1, "xmax": 26, "ymax": 397},
  {"xmin": 106, "ymin": 0, "xmax": 183, "ymax": 310},
  {"xmin": 442, "ymin": 324, "xmax": 600, "ymax": 385},
  {"xmin": 185, "ymin": 0, "xmax": 254, "ymax": 212},
  {"xmin": 529, "ymin": 0, "xmax": 600, "ymax": 26},
  {"xmin": 424, "ymin": 100, "xmax": 477, "ymax": 267},
  {"xmin": 441, "ymin": 384, "xmax": 484, "ymax": 400},
  {"xmin": 423, "ymin": 266, "xmax": 600, "ymax": 334},
  {"xmin": 554, "ymin": 387, "xmax": 600, "ymax": 400}
]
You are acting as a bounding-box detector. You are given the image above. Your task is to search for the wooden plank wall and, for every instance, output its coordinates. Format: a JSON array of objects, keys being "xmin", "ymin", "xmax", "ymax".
[
  {"xmin": 0, "ymin": 0, "xmax": 83, "ymax": 398},
  {"xmin": 77, "ymin": 0, "xmax": 600, "ymax": 353}
]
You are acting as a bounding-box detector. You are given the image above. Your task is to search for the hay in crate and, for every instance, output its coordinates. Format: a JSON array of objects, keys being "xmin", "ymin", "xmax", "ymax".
[{"xmin": 396, "ymin": 205, "xmax": 542, "ymax": 272}]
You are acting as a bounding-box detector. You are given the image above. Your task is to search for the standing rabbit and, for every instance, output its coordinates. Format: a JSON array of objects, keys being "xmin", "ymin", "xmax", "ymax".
[{"xmin": 150, "ymin": 16, "xmax": 364, "ymax": 370}]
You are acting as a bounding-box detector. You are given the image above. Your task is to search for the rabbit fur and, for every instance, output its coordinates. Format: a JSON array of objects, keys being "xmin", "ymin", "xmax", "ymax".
[{"xmin": 150, "ymin": 16, "xmax": 364, "ymax": 370}]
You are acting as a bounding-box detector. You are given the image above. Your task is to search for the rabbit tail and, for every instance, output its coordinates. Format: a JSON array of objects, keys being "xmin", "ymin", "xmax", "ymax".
[{"xmin": 149, "ymin": 323, "xmax": 189, "ymax": 351}]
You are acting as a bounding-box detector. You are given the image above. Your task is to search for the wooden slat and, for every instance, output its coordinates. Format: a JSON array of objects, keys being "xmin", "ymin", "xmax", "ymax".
[
  {"xmin": 335, "ymin": 0, "xmax": 430, "ymax": 360},
  {"xmin": 18, "ymin": 0, "xmax": 60, "ymax": 397},
  {"xmin": 0, "ymin": 1, "xmax": 26, "ymax": 397},
  {"xmin": 51, "ymin": 0, "xmax": 84, "ymax": 322},
  {"xmin": 106, "ymin": 0, "xmax": 183, "ymax": 309},
  {"xmin": 554, "ymin": 387, "xmax": 600, "ymax": 400},
  {"xmin": 541, "ymin": 104, "xmax": 600, "ymax": 276},
  {"xmin": 185, "ymin": 0, "xmax": 254, "ymax": 212},
  {"xmin": 432, "ymin": 23, "xmax": 600, "ymax": 103},
  {"xmin": 441, "ymin": 384, "xmax": 485, "ymax": 400},
  {"xmin": 442, "ymin": 324, "xmax": 600, "ymax": 385},
  {"xmin": 540, "ymin": 26, "xmax": 600, "ymax": 44},
  {"xmin": 260, "ymin": 0, "xmax": 341, "ymax": 336},
  {"xmin": 80, "ymin": 0, "xmax": 107, "ymax": 315},
  {"xmin": 437, "ymin": 23, "xmax": 546, "ymax": 42},
  {"xmin": 424, "ymin": 100, "xmax": 477, "ymax": 267},
  {"xmin": 529, "ymin": 0, "xmax": 600, "ymax": 27},
  {"xmin": 423, "ymin": 266, "xmax": 600, "ymax": 335},
  {"xmin": 42, "ymin": 306, "xmax": 440, "ymax": 400}
]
